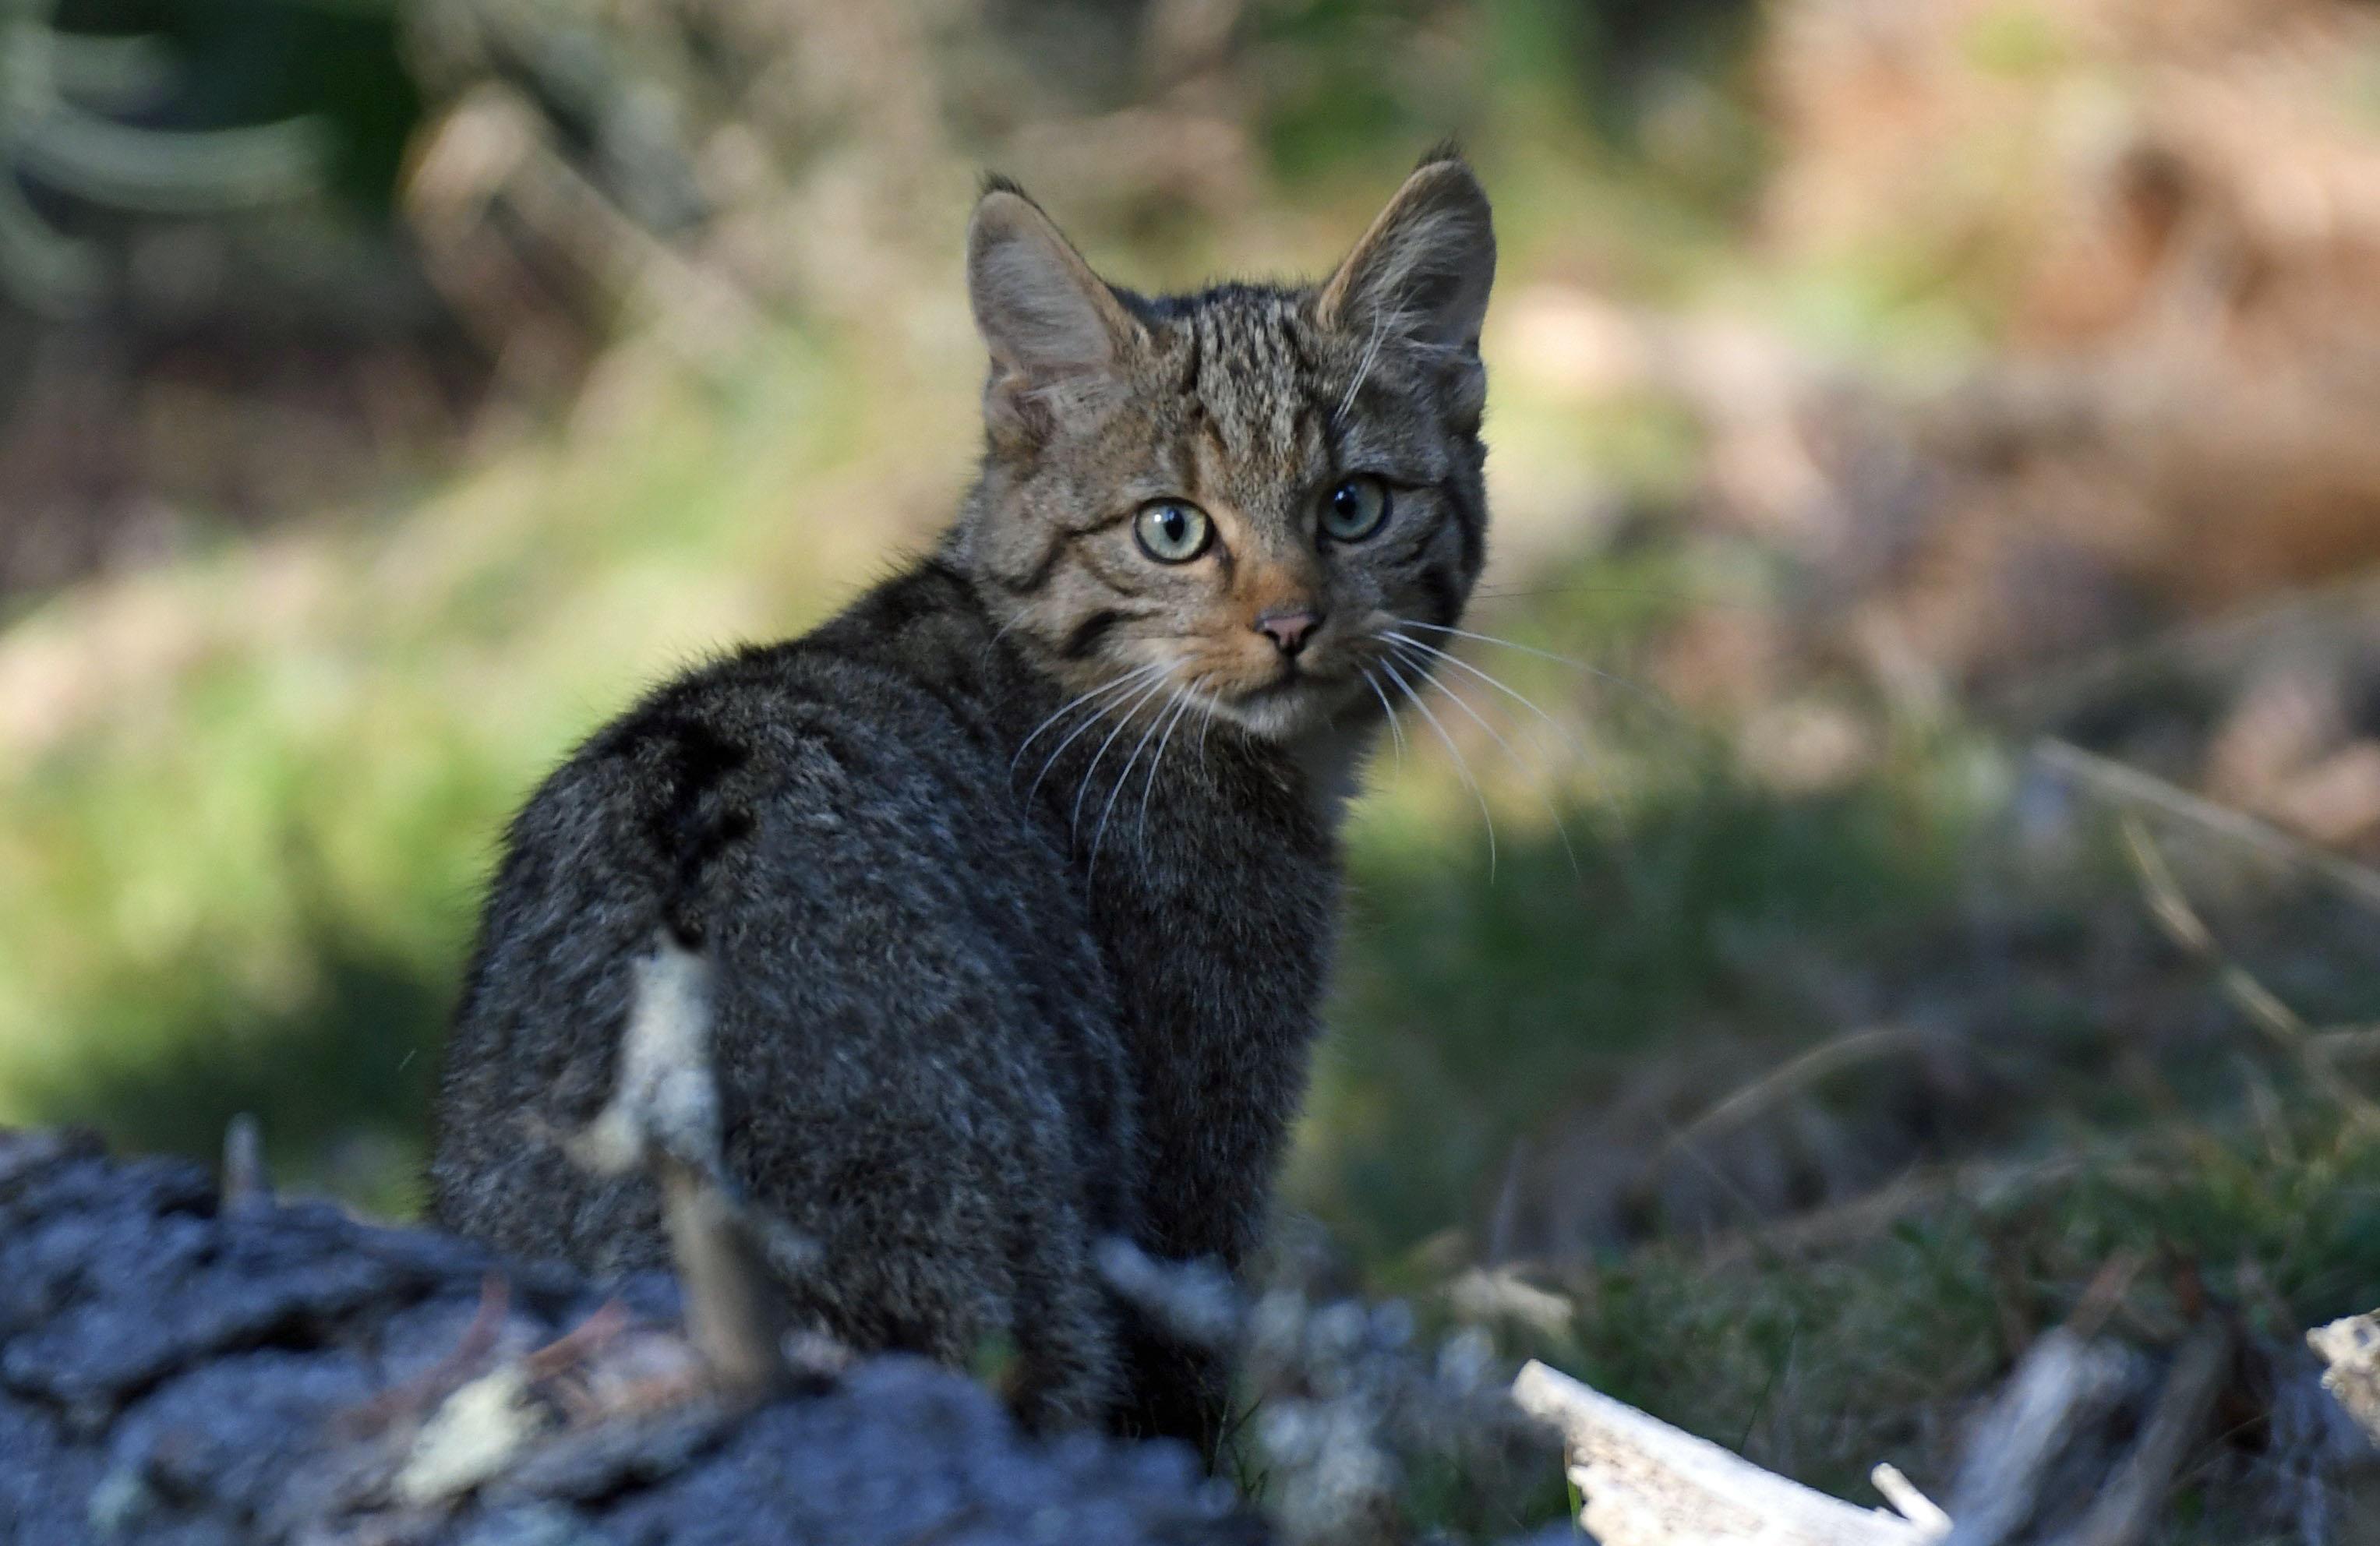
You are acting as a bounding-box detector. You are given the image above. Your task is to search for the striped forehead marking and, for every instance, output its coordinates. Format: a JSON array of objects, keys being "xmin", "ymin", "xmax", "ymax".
[{"xmin": 1188, "ymin": 299, "xmax": 1312, "ymax": 464}]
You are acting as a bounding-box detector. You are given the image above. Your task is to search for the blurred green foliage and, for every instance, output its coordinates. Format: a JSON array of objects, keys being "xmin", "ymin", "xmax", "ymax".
[
  {"xmin": 1315, "ymin": 750, "xmax": 1977, "ymax": 1265},
  {"xmin": 49, "ymin": 0, "xmax": 419, "ymax": 206}
]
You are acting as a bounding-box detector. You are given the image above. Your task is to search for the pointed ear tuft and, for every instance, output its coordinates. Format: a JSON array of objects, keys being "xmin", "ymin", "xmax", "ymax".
[
  {"xmin": 1317, "ymin": 156, "xmax": 1495, "ymax": 353},
  {"xmin": 1414, "ymin": 138, "xmax": 1467, "ymax": 172},
  {"xmin": 966, "ymin": 185, "xmax": 1141, "ymax": 444}
]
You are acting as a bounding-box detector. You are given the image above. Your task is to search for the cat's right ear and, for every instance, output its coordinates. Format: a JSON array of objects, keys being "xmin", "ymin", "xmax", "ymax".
[
  {"xmin": 1316, "ymin": 152, "xmax": 1496, "ymax": 355},
  {"xmin": 967, "ymin": 182, "xmax": 1142, "ymax": 450}
]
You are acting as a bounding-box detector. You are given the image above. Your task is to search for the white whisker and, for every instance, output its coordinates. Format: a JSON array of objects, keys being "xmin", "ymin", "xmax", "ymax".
[
  {"xmin": 1377, "ymin": 651, "xmax": 1495, "ymax": 881},
  {"xmin": 1385, "ymin": 637, "xmax": 1580, "ymax": 881},
  {"xmin": 1026, "ymin": 674, "xmax": 1162, "ymax": 807},
  {"xmin": 1382, "ymin": 630, "xmax": 1601, "ymax": 771},
  {"xmin": 1397, "ymin": 619, "xmax": 1683, "ymax": 727},
  {"xmin": 1013, "ymin": 662, "xmax": 1163, "ymax": 775},
  {"xmin": 1395, "ymin": 619, "xmax": 1579, "ymax": 665},
  {"xmin": 1357, "ymin": 664, "xmax": 1406, "ymax": 767},
  {"xmin": 1090, "ymin": 687, "xmax": 1182, "ymax": 872},
  {"xmin": 1336, "ymin": 308, "xmax": 1390, "ymax": 428},
  {"xmin": 1134, "ymin": 690, "xmax": 1200, "ymax": 844},
  {"xmin": 1064, "ymin": 676, "xmax": 1171, "ymax": 830}
]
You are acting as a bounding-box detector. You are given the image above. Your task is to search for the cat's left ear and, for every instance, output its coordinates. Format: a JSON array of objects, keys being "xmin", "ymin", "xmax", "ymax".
[
  {"xmin": 1317, "ymin": 151, "xmax": 1496, "ymax": 355},
  {"xmin": 968, "ymin": 180, "xmax": 1144, "ymax": 447}
]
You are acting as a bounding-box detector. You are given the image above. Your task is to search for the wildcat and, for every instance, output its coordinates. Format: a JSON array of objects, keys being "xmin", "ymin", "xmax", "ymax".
[{"xmin": 429, "ymin": 149, "xmax": 1495, "ymax": 1448}]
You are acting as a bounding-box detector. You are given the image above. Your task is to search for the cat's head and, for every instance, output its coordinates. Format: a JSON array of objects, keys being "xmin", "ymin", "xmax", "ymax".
[{"xmin": 957, "ymin": 150, "xmax": 1495, "ymax": 746}]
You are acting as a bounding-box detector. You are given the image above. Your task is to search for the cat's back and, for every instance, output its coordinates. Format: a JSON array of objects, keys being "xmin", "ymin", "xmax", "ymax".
[{"xmin": 429, "ymin": 560, "xmax": 1135, "ymax": 1297}]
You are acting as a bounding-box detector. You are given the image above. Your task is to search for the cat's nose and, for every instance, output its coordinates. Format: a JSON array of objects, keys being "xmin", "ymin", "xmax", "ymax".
[{"xmin": 1254, "ymin": 609, "xmax": 1324, "ymax": 657}]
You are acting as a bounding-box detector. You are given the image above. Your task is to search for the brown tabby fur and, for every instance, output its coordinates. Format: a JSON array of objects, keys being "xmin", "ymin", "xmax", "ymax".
[{"xmin": 429, "ymin": 150, "xmax": 1495, "ymax": 1450}]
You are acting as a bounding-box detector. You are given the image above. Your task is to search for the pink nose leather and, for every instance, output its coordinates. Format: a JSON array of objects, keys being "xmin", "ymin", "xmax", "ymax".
[{"xmin": 1255, "ymin": 609, "xmax": 1322, "ymax": 656}]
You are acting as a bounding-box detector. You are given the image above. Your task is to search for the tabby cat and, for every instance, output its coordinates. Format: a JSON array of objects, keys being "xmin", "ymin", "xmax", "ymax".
[{"xmin": 429, "ymin": 149, "xmax": 1495, "ymax": 1449}]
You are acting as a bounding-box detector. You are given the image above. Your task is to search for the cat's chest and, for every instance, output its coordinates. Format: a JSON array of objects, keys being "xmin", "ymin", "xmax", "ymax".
[
  {"xmin": 1076, "ymin": 757, "xmax": 1339, "ymax": 1030},
  {"xmin": 1070, "ymin": 750, "xmax": 1338, "ymax": 1263},
  {"xmin": 1000, "ymin": 692, "xmax": 1342, "ymax": 1036}
]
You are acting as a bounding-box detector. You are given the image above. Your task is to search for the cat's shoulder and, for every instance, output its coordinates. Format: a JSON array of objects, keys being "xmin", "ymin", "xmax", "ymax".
[{"xmin": 519, "ymin": 559, "xmax": 1005, "ymax": 822}]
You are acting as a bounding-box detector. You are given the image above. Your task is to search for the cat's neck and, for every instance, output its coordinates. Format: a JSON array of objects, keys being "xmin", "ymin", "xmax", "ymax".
[{"xmin": 1287, "ymin": 714, "xmax": 1379, "ymax": 829}]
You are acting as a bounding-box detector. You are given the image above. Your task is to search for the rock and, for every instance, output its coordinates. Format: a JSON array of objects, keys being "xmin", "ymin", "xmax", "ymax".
[{"xmin": 0, "ymin": 1128, "xmax": 1262, "ymax": 1545}]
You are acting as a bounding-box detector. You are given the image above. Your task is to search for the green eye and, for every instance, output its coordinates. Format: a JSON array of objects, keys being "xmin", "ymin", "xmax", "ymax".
[
  {"xmin": 1133, "ymin": 499, "xmax": 1212, "ymax": 563},
  {"xmin": 1322, "ymin": 476, "xmax": 1390, "ymax": 542}
]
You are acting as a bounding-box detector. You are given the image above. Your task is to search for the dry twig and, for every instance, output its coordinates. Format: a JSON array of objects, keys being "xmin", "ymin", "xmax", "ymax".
[
  {"xmin": 1513, "ymin": 1361, "xmax": 1944, "ymax": 1546},
  {"xmin": 1516, "ymin": 1318, "xmax": 2230, "ymax": 1546},
  {"xmin": 2118, "ymin": 815, "xmax": 2380, "ymax": 1131},
  {"xmin": 1940, "ymin": 1330, "xmax": 2136, "ymax": 1546},
  {"xmin": 1645, "ymin": 1025, "xmax": 1938, "ymax": 1188},
  {"xmin": 2308, "ymin": 1311, "xmax": 2380, "ymax": 1449},
  {"xmin": 563, "ymin": 935, "xmax": 811, "ymax": 1392},
  {"xmin": 2034, "ymin": 739, "xmax": 2380, "ymax": 919},
  {"xmin": 2036, "ymin": 1320, "xmax": 2230, "ymax": 1546},
  {"xmin": 220, "ymin": 1111, "xmax": 270, "ymax": 1212}
]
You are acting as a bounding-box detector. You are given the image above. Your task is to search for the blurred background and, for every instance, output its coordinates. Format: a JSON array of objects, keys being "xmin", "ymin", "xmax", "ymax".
[{"xmin": 6, "ymin": 0, "xmax": 2380, "ymax": 1535}]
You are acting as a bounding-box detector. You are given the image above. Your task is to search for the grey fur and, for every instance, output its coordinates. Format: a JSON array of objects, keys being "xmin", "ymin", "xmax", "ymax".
[{"xmin": 429, "ymin": 155, "xmax": 1496, "ymax": 1450}]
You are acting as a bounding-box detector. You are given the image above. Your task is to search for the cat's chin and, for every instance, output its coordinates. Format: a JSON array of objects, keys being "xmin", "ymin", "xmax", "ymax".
[{"xmin": 1214, "ymin": 675, "xmax": 1372, "ymax": 745}]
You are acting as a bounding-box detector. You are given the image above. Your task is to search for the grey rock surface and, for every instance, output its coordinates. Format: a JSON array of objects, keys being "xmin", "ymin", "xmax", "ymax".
[{"xmin": 0, "ymin": 1128, "xmax": 1262, "ymax": 1545}]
